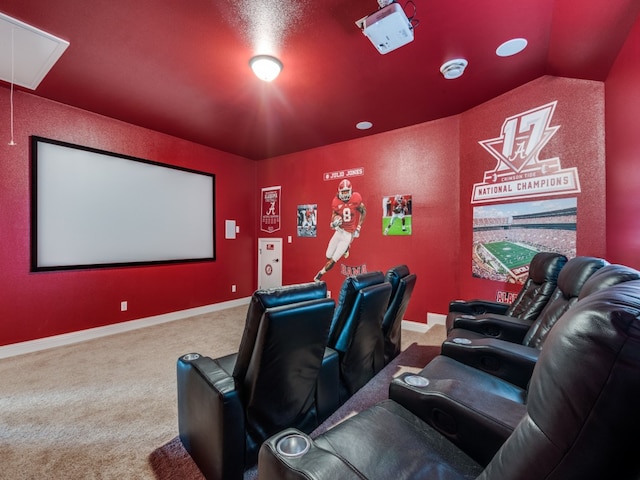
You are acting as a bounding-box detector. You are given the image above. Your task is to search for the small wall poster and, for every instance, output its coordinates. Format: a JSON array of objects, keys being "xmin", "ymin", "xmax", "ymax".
[
  {"xmin": 382, "ymin": 194, "xmax": 412, "ymax": 235},
  {"xmin": 297, "ymin": 204, "xmax": 317, "ymax": 237}
]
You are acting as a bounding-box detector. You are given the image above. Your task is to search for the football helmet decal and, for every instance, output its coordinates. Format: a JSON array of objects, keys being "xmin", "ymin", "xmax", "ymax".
[{"xmin": 338, "ymin": 179, "xmax": 353, "ymax": 201}]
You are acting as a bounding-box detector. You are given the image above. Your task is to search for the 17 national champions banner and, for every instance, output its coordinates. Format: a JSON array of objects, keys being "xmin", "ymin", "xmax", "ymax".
[{"xmin": 471, "ymin": 101, "xmax": 580, "ymax": 204}]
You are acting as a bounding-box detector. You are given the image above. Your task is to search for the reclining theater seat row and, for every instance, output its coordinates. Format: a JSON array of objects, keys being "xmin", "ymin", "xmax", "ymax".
[
  {"xmin": 389, "ymin": 262, "xmax": 638, "ymax": 467},
  {"xmin": 176, "ymin": 266, "xmax": 416, "ymax": 480},
  {"xmin": 448, "ymin": 255, "xmax": 607, "ymax": 345},
  {"xmin": 258, "ymin": 278, "xmax": 640, "ymax": 480},
  {"xmin": 441, "ymin": 263, "xmax": 640, "ymax": 389},
  {"xmin": 445, "ymin": 251, "xmax": 568, "ymax": 334}
]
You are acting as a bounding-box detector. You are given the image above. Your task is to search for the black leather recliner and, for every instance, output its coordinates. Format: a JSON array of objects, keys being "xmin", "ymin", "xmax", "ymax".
[
  {"xmin": 388, "ymin": 262, "xmax": 638, "ymax": 465},
  {"xmin": 448, "ymin": 255, "xmax": 607, "ymax": 344},
  {"xmin": 446, "ymin": 251, "xmax": 567, "ymax": 334},
  {"xmin": 327, "ymin": 271, "xmax": 392, "ymax": 402},
  {"xmin": 440, "ymin": 263, "xmax": 640, "ymax": 388},
  {"xmin": 176, "ymin": 282, "xmax": 336, "ymax": 480},
  {"xmin": 381, "ymin": 265, "xmax": 417, "ymax": 364},
  {"xmin": 258, "ymin": 279, "xmax": 640, "ymax": 479}
]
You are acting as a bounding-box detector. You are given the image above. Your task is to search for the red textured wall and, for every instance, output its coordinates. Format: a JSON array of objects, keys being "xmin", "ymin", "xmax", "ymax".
[
  {"xmin": 0, "ymin": 73, "xmax": 613, "ymax": 346},
  {"xmin": 257, "ymin": 117, "xmax": 461, "ymax": 322},
  {"xmin": 605, "ymin": 18, "xmax": 640, "ymax": 268},
  {"xmin": 259, "ymin": 76, "xmax": 607, "ymax": 320},
  {"xmin": 0, "ymin": 89, "xmax": 257, "ymax": 347},
  {"xmin": 456, "ymin": 76, "xmax": 606, "ymax": 302}
]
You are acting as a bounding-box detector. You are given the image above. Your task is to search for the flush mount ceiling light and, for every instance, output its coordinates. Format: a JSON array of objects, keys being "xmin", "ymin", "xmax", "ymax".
[
  {"xmin": 496, "ymin": 38, "xmax": 528, "ymax": 57},
  {"xmin": 356, "ymin": 121, "xmax": 373, "ymax": 130},
  {"xmin": 249, "ymin": 55, "xmax": 282, "ymax": 82},
  {"xmin": 440, "ymin": 59, "xmax": 468, "ymax": 80}
]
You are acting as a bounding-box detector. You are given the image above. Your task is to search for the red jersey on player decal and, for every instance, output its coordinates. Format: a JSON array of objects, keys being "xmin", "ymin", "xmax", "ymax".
[
  {"xmin": 391, "ymin": 195, "xmax": 407, "ymax": 213},
  {"xmin": 331, "ymin": 192, "xmax": 363, "ymax": 233}
]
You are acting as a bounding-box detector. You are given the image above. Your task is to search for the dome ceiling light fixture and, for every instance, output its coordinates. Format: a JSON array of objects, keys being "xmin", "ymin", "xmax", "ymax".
[
  {"xmin": 440, "ymin": 58, "xmax": 468, "ymax": 80},
  {"xmin": 249, "ymin": 55, "xmax": 283, "ymax": 82},
  {"xmin": 356, "ymin": 121, "xmax": 373, "ymax": 130},
  {"xmin": 496, "ymin": 37, "xmax": 528, "ymax": 57}
]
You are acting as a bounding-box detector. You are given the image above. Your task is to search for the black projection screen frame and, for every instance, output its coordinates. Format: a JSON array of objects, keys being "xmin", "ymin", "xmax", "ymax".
[{"xmin": 31, "ymin": 136, "xmax": 216, "ymax": 272}]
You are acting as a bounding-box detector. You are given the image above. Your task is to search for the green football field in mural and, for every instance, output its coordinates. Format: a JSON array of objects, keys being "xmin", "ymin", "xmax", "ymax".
[{"xmin": 482, "ymin": 241, "xmax": 538, "ymax": 270}]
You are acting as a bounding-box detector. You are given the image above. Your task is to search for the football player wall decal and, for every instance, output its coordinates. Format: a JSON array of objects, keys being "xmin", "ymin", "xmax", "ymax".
[{"xmin": 314, "ymin": 179, "xmax": 366, "ymax": 282}]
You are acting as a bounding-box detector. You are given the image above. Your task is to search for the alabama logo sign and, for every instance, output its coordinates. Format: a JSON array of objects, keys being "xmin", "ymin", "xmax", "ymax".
[{"xmin": 471, "ymin": 101, "xmax": 580, "ymax": 204}]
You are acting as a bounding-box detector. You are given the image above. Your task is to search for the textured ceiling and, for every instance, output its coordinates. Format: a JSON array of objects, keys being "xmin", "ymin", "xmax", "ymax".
[{"xmin": 1, "ymin": 0, "xmax": 639, "ymax": 160}]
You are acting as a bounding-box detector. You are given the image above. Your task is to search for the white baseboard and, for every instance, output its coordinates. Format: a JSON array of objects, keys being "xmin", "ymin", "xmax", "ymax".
[
  {"xmin": 401, "ymin": 320, "xmax": 429, "ymax": 333},
  {"xmin": 0, "ymin": 297, "xmax": 251, "ymax": 360},
  {"xmin": 428, "ymin": 312, "xmax": 446, "ymax": 326},
  {"xmin": 402, "ymin": 312, "xmax": 445, "ymax": 333},
  {"xmin": 2, "ymin": 304, "xmax": 445, "ymax": 359}
]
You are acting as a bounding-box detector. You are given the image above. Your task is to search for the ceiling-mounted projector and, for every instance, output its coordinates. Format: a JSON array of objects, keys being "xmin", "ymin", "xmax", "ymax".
[{"xmin": 356, "ymin": 2, "xmax": 414, "ymax": 55}]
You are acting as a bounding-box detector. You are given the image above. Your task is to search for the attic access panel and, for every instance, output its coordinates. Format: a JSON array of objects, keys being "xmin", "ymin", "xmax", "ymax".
[{"xmin": 0, "ymin": 12, "xmax": 69, "ymax": 89}]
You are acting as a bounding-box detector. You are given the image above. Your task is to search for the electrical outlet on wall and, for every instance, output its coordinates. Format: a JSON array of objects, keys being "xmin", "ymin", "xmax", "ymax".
[
  {"xmin": 231, "ymin": 285, "xmax": 237, "ymax": 293},
  {"xmin": 120, "ymin": 301, "xmax": 128, "ymax": 312}
]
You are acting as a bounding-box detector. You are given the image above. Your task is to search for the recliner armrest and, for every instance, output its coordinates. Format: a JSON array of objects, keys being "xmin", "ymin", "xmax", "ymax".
[
  {"xmin": 448, "ymin": 299, "xmax": 509, "ymax": 316},
  {"xmin": 177, "ymin": 353, "xmax": 245, "ymax": 480},
  {"xmin": 389, "ymin": 374, "xmax": 525, "ymax": 466},
  {"xmin": 441, "ymin": 338, "xmax": 539, "ymax": 389},
  {"xmin": 452, "ymin": 313, "xmax": 532, "ymax": 343},
  {"xmin": 259, "ymin": 428, "xmax": 363, "ymax": 480}
]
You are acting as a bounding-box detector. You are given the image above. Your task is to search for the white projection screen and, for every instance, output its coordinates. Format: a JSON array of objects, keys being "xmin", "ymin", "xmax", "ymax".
[{"xmin": 31, "ymin": 136, "xmax": 215, "ymax": 271}]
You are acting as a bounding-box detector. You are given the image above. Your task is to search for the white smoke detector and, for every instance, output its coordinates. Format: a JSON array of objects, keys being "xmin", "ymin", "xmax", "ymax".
[{"xmin": 440, "ymin": 59, "xmax": 468, "ymax": 80}]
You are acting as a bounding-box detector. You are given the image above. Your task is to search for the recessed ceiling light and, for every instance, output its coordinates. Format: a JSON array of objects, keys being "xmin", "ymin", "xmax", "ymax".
[
  {"xmin": 356, "ymin": 121, "xmax": 373, "ymax": 130},
  {"xmin": 249, "ymin": 55, "xmax": 283, "ymax": 82},
  {"xmin": 496, "ymin": 38, "xmax": 528, "ymax": 57},
  {"xmin": 440, "ymin": 59, "xmax": 468, "ymax": 80}
]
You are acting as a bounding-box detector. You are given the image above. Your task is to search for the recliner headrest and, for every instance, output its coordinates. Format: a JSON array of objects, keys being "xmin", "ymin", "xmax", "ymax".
[
  {"xmin": 335, "ymin": 271, "xmax": 385, "ymax": 308},
  {"xmin": 385, "ymin": 264, "xmax": 410, "ymax": 283},
  {"xmin": 234, "ymin": 281, "xmax": 328, "ymax": 380},
  {"xmin": 329, "ymin": 271, "xmax": 385, "ymax": 344},
  {"xmin": 253, "ymin": 281, "xmax": 327, "ymax": 308},
  {"xmin": 578, "ymin": 264, "xmax": 640, "ymax": 300},
  {"xmin": 556, "ymin": 256, "xmax": 609, "ymax": 298},
  {"xmin": 528, "ymin": 252, "xmax": 567, "ymax": 284}
]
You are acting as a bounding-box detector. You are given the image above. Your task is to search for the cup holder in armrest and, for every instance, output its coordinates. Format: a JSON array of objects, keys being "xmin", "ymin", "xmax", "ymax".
[
  {"xmin": 276, "ymin": 433, "xmax": 311, "ymax": 457},
  {"xmin": 181, "ymin": 353, "xmax": 201, "ymax": 361},
  {"xmin": 404, "ymin": 375, "xmax": 430, "ymax": 387},
  {"xmin": 451, "ymin": 337, "xmax": 472, "ymax": 345}
]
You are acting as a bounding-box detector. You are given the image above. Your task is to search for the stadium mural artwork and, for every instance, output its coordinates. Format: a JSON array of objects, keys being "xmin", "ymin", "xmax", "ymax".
[
  {"xmin": 472, "ymin": 197, "xmax": 577, "ymax": 284},
  {"xmin": 314, "ymin": 176, "xmax": 367, "ymax": 282},
  {"xmin": 382, "ymin": 194, "xmax": 412, "ymax": 236},
  {"xmin": 471, "ymin": 101, "xmax": 581, "ymax": 204},
  {"xmin": 297, "ymin": 204, "xmax": 317, "ymax": 237}
]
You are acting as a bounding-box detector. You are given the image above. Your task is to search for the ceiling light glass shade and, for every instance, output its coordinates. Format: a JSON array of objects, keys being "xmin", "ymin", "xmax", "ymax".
[{"xmin": 250, "ymin": 55, "xmax": 283, "ymax": 82}]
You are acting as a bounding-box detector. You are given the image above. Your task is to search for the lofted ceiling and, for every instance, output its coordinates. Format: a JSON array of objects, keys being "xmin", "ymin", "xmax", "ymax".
[{"xmin": 0, "ymin": 0, "xmax": 639, "ymax": 160}]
